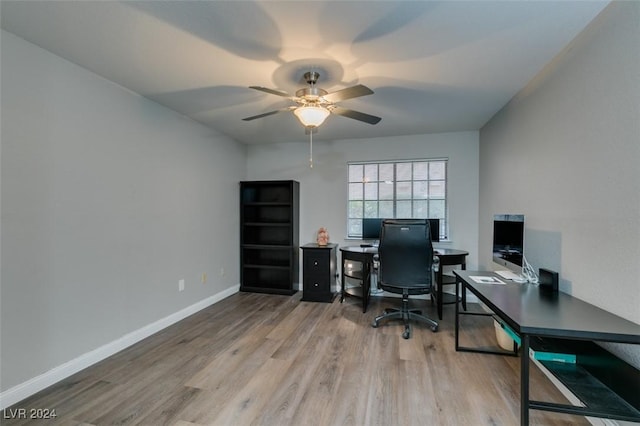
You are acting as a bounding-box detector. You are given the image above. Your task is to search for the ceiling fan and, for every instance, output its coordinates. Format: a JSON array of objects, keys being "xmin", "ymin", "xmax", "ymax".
[{"xmin": 242, "ymin": 71, "xmax": 382, "ymax": 128}]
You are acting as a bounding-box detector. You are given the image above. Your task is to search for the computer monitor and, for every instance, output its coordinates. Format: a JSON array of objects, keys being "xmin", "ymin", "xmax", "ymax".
[
  {"xmin": 362, "ymin": 218, "xmax": 384, "ymax": 240},
  {"xmin": 492, "ymin": 214, "xmax": 524, "ymax": 273},
  {"xmin": 362, "ymin": 218, "xmax": 440, "ymax": 242},
  {"xmin": 428, "ymin": 218, "xmax": 440, "ymax": 243}
]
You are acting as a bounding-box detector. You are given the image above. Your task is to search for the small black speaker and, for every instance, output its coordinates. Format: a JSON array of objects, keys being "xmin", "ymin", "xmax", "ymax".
[{"xmin": 539, "ymin": 268, "xmax": 559, "ymax": 292}]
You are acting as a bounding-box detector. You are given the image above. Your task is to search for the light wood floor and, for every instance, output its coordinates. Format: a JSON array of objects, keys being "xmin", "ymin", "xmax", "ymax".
[{"xmin": 3, "ymin": 292, "xmax": 590, "ymax": 425}]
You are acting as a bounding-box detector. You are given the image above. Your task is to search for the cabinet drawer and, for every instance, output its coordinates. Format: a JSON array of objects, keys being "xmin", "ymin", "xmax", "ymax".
[
  {"xmin": 304, "ymin": 254, "xmax": 330, "ymax": 274},
  {"xmin": 304, "ymin": 278, "xmax": 328, "ymax": 291}
]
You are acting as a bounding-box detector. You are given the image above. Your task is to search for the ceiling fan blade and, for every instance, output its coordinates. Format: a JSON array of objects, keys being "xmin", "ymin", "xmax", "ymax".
[
  {"xmin": 331, "ymin": 106, "xmax": 381, "ymax": 125},
  {"xmin": 249, "ymin": 86, "xmax": 294, "ymax": 98},
  {"xmin": 242, "ymin": 107, "xmax": 292, "ymax": 121},
  {"xmin": 323, "ymin": 84, "xmax": 374, "ymax": 103}
]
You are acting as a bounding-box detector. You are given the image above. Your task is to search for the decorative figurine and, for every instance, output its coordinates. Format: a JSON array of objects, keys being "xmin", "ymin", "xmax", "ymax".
[{"xmin": 316, "ymin": 227, "xmax": 329, "ymax": 246}]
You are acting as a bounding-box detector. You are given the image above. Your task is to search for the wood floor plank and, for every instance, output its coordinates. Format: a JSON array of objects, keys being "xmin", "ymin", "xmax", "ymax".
[
  {"xmin": 136, "ymin": 386, "xmax": 202, "ymax": 426},
  {"xmin": 208, "ymin": 357, "xmax": 292, "ymax": 425},
  {"xmin": 185, "ymin": 336, "xmax": 281, "ymax": 392},
  {"xmin": 252, "ymin": 334, "xmax": 336, "ymax": 425},
  {"xmin": 3, "ymin": 292, "xmax": 592, "ymax": 426}
]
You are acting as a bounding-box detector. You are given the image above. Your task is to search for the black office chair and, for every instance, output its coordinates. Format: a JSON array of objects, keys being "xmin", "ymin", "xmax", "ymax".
[{"xmin": 371, "ymin": 219, "xmax": 439, "ymax": 339}]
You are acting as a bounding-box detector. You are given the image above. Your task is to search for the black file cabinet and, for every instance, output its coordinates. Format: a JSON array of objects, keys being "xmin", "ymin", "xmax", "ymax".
[{"xmin": 301, "ymin": 243, "xmax": 338, "ymax": 302}]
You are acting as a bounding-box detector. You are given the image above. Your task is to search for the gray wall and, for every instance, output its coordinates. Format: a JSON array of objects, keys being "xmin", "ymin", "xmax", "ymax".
[
  {"xmin": 479, "ymin": 2, "xmax": 639, "ymax": 366},
  {"xmin": 246, "ymin": 132, "xmax": 480, "ymax": 272},
  {"xmin": 1, "ymin": 31, "xmax": 246, "ymax": 392}
]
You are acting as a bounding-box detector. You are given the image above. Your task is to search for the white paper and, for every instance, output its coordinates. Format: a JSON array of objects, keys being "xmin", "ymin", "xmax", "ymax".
[{"xmin": 470, "ymin": 275, "xmax": 505, "ymax": 285}]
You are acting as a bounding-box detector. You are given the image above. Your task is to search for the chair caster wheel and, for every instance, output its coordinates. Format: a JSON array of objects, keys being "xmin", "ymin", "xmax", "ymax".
[
  {"xmin": 431, "ymin": 325, "xmax": 438, "ymax": 332},
  {"xmin": 402, "ymin": 330, "xmax": 411, "ymax": 339},
  {"xmin": 372, "ymin": 321, "xmax": 379, "ymax": 328}
]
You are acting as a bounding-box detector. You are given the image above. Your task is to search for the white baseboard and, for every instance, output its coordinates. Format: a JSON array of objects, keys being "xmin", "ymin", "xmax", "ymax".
[{"xmin": 0, "ymin": 284, "xmax": 239, "ymax": 410}]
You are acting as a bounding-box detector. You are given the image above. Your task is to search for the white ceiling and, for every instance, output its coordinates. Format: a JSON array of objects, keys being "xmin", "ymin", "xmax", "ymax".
[{"xmin": 1, "ymin": 1, "xmax": 609, "ymax": 145}]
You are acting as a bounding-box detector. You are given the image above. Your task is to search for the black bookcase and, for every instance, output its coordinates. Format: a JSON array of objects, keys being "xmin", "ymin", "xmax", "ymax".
[{"xmin": 240, "ymin": 180, "xmax": 299, "ymax": 295}]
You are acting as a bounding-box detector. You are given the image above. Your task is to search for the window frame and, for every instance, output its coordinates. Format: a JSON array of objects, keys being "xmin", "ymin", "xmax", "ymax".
[{"xmin": 347, "ymin": 158, "xmax": 448, "ymax": 240}]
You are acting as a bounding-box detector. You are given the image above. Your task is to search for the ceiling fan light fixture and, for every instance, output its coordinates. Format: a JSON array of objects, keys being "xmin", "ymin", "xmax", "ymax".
[{"xmin": 293, "ymin": 105, "xmax": 330, "ymax": 128}]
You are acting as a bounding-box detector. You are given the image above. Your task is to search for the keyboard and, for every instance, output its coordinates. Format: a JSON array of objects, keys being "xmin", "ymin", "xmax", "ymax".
[{"xmin": 495, "ymin": 270, "xmax": 522, "ymax": 280}]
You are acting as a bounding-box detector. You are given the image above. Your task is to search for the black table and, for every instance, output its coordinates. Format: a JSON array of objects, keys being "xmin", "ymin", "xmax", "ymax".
[
  {"xmin": 454, "ymin": 270, "xmax": 640, "ymax": 425},
  {"xmin": 339, "ymin": 246, "xmax": 468, "ymax": 317}
]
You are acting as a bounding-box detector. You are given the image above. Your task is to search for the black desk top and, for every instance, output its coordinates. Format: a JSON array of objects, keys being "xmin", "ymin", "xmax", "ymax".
[
  {"xmin": 340, "ymin": 245, "xmax": 378, "ymax": 255},
  {"xmin": 455, "ymin": 270, "xmax": 640, "ymax": 344},
  {"xmin": 341, "ymin": 246, "xmax": 468, "ymax": 257},
  {"xmin": 301, "ymin": 243, "xmax": 338, "ymax": 250}
]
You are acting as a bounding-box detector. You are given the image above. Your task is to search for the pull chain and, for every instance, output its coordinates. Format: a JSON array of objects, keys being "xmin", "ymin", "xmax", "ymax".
[{"xmin": 309, "ymin": 130, "xmax": 313, "ymax": 168}]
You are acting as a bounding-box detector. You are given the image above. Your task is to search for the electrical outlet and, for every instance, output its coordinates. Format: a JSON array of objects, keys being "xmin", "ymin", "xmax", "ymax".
[
  {"xmin": 201, "ymin": 272, "xmax": 207, "ymax": 284},
  {"xmin": 178, "ymin": 279, "xmax": 185, "ymax": 292}
]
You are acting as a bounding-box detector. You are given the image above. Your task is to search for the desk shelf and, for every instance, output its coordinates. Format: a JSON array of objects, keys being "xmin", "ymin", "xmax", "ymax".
[
  {"xmin": 530, "ymin": 338, "xmax": 640, "ymax": 423},
  {"xmin": 343, "ymin": 268, "xmax": 367, "ymax": 299},
  {"xmin": 343, "ymin": 270, "xmax": 363, "ymax": 280},
  {"xmin": 343, "ymin": 285, "xmax": 365, "ymax": 299}
]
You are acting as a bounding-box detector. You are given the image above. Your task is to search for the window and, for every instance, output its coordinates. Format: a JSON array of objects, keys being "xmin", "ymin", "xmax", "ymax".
[{"xmin": 347, "ymin": 159, "xmax": 448, "ymax": 239}]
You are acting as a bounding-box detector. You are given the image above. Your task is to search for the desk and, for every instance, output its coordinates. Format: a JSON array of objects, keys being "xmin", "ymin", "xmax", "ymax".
[
  {"xmin": 339, "ymin": 246, "xmax": 468, "ymax": 317},
  {"xmin": 454, "ymin": 270, "xmax": 640, "ymax": 425}
]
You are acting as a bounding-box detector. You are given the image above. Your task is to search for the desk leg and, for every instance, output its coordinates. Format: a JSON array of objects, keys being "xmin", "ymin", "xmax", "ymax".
[
  {"xmin": 340, "ymin": 261, "xmax": 345, "ymax": 303},
  {"xmin": 461, "ymin": 263, "xmax": 467, "ymax": 311},
  {"xmin": 362, "ymin": 262, "xmax": 370, "ymax": 313},
  {"xmin": 521, "ymin": 334, "xmax": 530, "ymax": 426},
  {"xmin": 436, "ymin": 267, "xmax": 443, "ymax": 320},
  {"xmin": 455, "ymin": 277, "xmax": 461, "ymax": 351}
]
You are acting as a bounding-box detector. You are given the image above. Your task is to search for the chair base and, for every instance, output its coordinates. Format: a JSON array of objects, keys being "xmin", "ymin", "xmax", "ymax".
[{"xmin": 371, "ymin": 291, "xmax": 438, "ymax": 339}]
